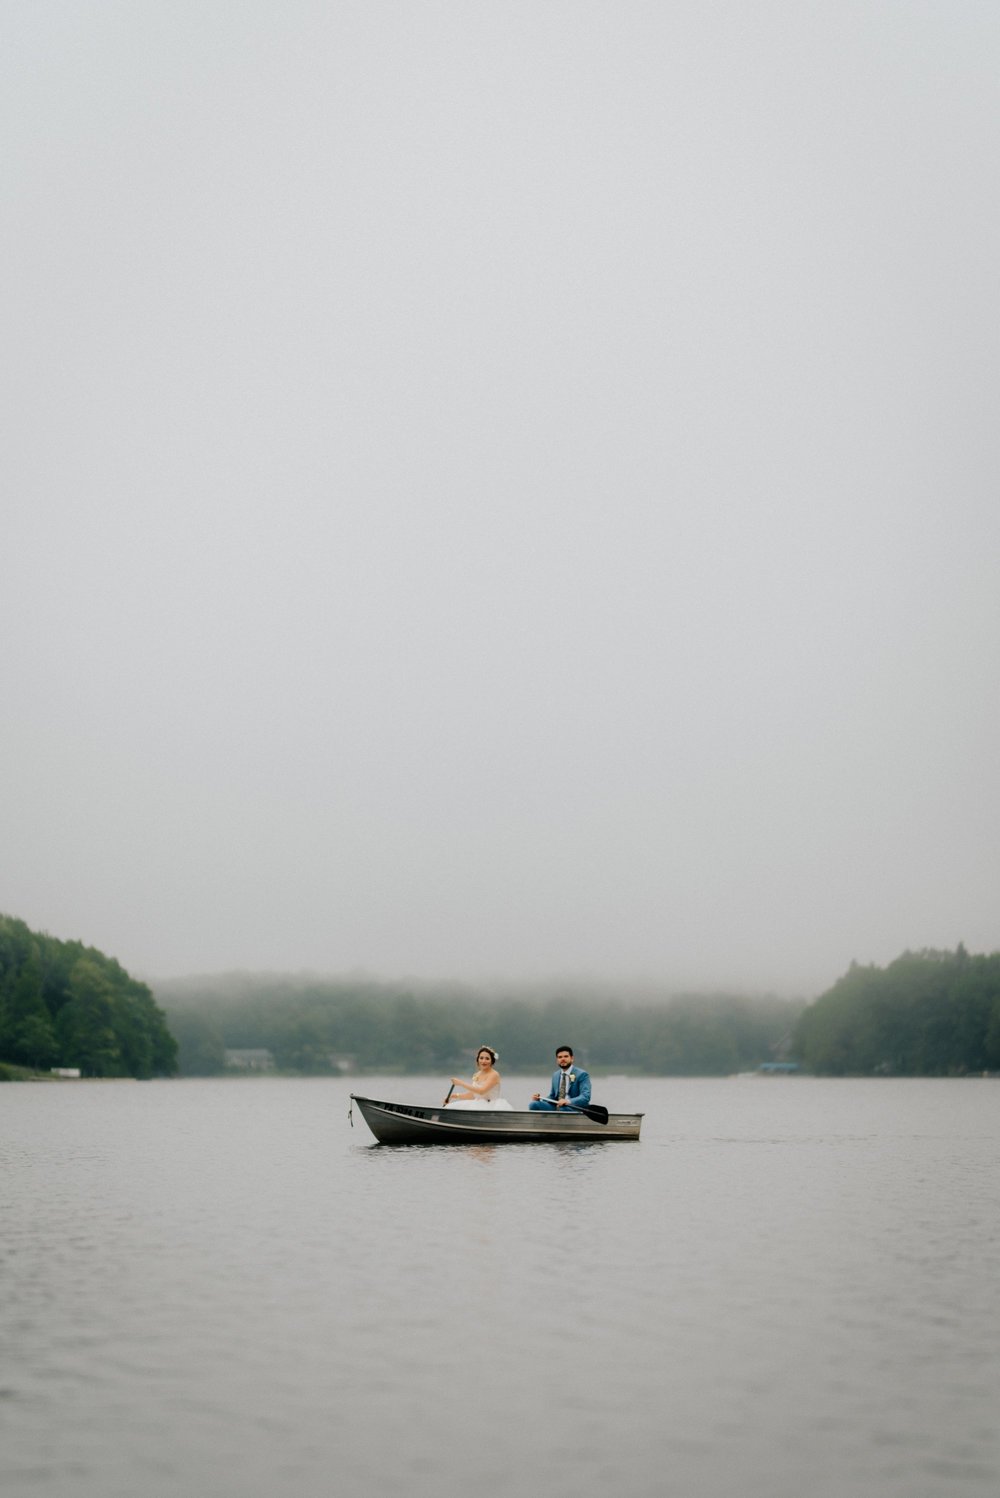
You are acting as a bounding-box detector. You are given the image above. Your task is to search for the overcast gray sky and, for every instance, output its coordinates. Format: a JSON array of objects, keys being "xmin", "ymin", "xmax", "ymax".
[{"xmin": 3, "ymin": 1, "xmax": 998, "ymax": 997}]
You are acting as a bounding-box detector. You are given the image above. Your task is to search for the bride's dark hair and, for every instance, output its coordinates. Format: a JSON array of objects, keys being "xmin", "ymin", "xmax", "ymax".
[{"xmin": 477, "ymin": 1046, "xmax": 498, "ymax": 1066}]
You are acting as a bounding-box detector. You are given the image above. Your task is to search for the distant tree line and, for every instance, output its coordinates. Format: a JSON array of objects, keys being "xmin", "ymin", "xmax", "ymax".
[
  {"xmin": 0, "ymin": 915, "xmax": 177, "ymax": 1078},
  {"xmin": 155, "ymin": 972, "xmax": 803, "ymax": 1077},
  {"xmin": 7, "ymin": 913, "xmax": 994, "ymax": 1082},
  {"xmin": 794, "ymin": 946, "xmax": 1000, "ymax": 1075}
]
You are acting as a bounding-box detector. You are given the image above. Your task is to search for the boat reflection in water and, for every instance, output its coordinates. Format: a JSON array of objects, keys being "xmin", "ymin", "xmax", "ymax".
[{"xmin": 349, "ymin": 1095, "xmax": 643, "ymax": 1145}]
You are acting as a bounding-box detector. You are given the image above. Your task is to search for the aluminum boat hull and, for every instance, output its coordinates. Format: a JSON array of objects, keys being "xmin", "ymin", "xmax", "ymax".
[{"xmin": 350, "ymin": 1094, "xmax": 643, "ymax": 1144}]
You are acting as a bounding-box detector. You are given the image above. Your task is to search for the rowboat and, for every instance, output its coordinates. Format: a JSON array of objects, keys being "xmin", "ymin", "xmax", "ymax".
[{"xmin": 349, "ymin": 1094, "xmax": 643, "ymax": 1145}]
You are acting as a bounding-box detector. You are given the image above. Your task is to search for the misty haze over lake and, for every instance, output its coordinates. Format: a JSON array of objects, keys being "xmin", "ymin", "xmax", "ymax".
[{"xmin": 3, "ymin": 4, "xmax": 998, "ymax": 996}]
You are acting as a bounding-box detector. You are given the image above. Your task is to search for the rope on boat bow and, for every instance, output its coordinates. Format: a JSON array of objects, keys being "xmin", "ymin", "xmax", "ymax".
[{"xmin": 348, "ymin": 1096, "xmax": 354, "ymax": 1128}]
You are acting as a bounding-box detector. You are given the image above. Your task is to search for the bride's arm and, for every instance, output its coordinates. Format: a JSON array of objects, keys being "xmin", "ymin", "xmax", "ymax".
[{"xmin": 450, "ymin": 1069, "xmax": 497, "ymax": 1096}]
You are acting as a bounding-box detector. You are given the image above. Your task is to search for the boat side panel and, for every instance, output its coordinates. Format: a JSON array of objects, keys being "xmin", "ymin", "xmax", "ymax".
[{"xmin": 351, "ymin": 1096, "xmax": 642, "ymax": 1144}]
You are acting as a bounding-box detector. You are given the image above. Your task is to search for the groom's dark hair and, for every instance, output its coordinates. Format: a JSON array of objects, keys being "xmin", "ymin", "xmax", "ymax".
[{"xmin": 555, "ymin": 1045, "xmax": 574, "ymax": 1056}]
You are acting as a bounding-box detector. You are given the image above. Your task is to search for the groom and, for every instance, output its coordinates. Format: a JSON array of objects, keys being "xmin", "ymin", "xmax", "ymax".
[{"xmin": 529, "ymin": 1046, "xmax": 591, "ymax": 1111}]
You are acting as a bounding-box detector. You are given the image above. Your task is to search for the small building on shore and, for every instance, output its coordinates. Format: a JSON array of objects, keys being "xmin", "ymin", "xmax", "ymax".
[{"xmin": 223, "ymin": 1048, "xmax": 275, "ymax": 1071}]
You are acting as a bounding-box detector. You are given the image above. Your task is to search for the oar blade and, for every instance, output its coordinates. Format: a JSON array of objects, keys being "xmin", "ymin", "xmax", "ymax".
[{"xmin": 571, "ymin": 1103, "xmax": 609, "ymax": 1124}]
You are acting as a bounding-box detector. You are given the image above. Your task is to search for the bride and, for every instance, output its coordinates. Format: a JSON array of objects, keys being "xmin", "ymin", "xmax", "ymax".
[{"xmin": 444, "ymin": 1047, "xmax": 512, "ymax": 1109}]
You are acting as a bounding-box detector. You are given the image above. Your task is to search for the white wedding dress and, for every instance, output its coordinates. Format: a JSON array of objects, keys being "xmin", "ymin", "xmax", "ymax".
[{"xmin": 444, "ymin": 1078, "xmax": 513, "ymax": 1110}]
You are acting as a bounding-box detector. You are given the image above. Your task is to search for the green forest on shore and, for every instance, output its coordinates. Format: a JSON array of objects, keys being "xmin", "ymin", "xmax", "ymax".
[
  {"xmin": 0, "ymin": 914, "xmax": 176, "ymax": 1079},
  {"xmin": 3, "ymin": 914, "xmax": 1000, "ymax": 1080},
  {"xmin": 795, "ymin": 945, "xmax": 1000, "ymax": 1075}
]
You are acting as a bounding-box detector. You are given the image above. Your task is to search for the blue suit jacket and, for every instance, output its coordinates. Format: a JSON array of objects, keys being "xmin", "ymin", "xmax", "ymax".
[{"xmin": 545, "ymin": 1065, "xmax": 591, "ymax": 1107}]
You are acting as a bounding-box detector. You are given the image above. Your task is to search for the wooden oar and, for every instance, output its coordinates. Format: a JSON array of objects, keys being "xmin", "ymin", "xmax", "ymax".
[
  {"xmin": 441, "ymin": 1083, "xmax": 455, "ymax": 1107},
  {"xmin": 557, "ymin": 1100, "xmax": 610, "ymax": 1125}
]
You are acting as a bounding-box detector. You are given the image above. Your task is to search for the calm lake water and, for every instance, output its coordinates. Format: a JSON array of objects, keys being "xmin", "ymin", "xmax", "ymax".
[{"xmin": 3, "ymin": 1076, "xmax": 998, "ymax": 1498}]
